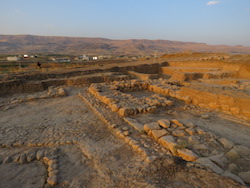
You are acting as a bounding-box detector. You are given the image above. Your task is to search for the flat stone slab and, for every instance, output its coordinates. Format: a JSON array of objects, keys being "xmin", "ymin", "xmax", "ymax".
[
  {"xmin": 123, "ymin": 117, "xmax": 144, "ymax": 131},
  {"xmin": 151, "ymin": 129, "xmax": 169, "ymax": 141},
  {"xmin": 222, "ymin": 171, "xmax": 245, "ymax": 185},
  {"xmin": 177, "ymin": 148, "xmax": 198, "ymax": 162},
  {"xmin": 218, "ymin": 138, "xmax": 234, "ymax": 149},
  {"xmin": 196, "ymin": 157, "xmax": 224, "ymax": 175},
  {"xmin": 144, "ymin": 122, "xmax": 161, "ymax": 133},
  {"xmin": 158, "ymin": 119, "xmax": 171, "ymax": 128}
]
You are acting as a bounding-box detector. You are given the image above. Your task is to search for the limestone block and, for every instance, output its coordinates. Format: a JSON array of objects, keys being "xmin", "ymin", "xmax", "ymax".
[
  {"xmin": 58, "ymin": 87, "xmax": 67, "ymax": 96},
  {"xmin": 218, "ymin": 138, "xmax": 234, "ymax": 149},
  {"xmin": 201, "ymin": 114, "xmax": 210, "ymax": 119},
  {"xmin": 186, "ymin": 122, "xmax": 195, "ymax": 128},
  {"xmin": 158, "ymin": 135, "xmax": 178, "ymax": 155},
  {"xmin": 118, "ymin": 108, "xmax": 131, "ymax": 117},
  {"xmin": 187, "ymin": 136, "xmax": 200, "ymax": 145},
  {"xmin": 238, "ymin": 170, "xmax": 250, "ymax": 184},
  {"xmin": 18, "ymin": 153, "xmax": 27, "ymax": 164},
  {"xmin": 209, "ymin": 154, "xmax": 228, "ymax": 168},
  {"xmin": 172, "ymin": 130, "xmax": 186, "ymax": 137},
  {"xmin": 196, "ymin": 157, "xmax": 224, "ymax": 174},
  {"xmin": 48, "ymin": 159, "xmax": 58, "ymax": 166},
  {"xmin": 193, "ymin": 144, "xmax": 209, "ymax": 151},
  {"xmin": 228, "ymin": 163, "xmax": 238, "ymax": 174},
  {"xmin": 196, "ymin": 128, "xmax": 206, "ymax": 135},
  {"xmin": 110, "ymin": 104, "xmax": 119, "ymax": 112},
  {"xmin": 226, "ymin": 149, "xmax": 240, "ymax": 160},
  {"xmin": 144, "ymin": 122, "xmax": 161, "ymax": 133},
  {"xmin": 233, "ymin": 145, "xmax": 250, "ymax": 158},
  {"xmin": 49, "ymin": 170, "xmax": 59, "ymax": 177},
  {"xmin": 26, "ymin": 151, "xmax": 36, "ymax": 162},
  {"xmin": 123, "ymin": 131, "xmax": 130, "ymax": 136},
  {"xmin": 151, "ymin": 129, "xmax": 168, "ymax": 141},
  {"xmin": 171, "ymin": 119, "xmax": 184, "ymax": 127},
  {"xmin": 158, "ymin": 119, "xmax": 171, "ymax": 128},
  {"xmin": 222, "ymin": 171, "xmax": 245, "ymax": 185},
  {"xmin": 185, "ymin": 128, "xmax": 196, "ymax": 135},
  {"xmin": 177, "ymin": 148, "xmax": 198, "ymax": 162},
  {"xmin": 165, "ymin": 100, "xmax": 173, "ymax": 106},
  {"xmin": 47, "ymin": 175, "xmax": 58, "ymax": 186},
  {"xmin": 123, "ymin": 117, "xmax": 144, "ymax": 131}
]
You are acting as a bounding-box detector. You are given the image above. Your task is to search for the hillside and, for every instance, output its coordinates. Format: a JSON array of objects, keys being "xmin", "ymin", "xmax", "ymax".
[{"xmin": 0, "ymin": 34, "xmax": 250, "ymax": 55}]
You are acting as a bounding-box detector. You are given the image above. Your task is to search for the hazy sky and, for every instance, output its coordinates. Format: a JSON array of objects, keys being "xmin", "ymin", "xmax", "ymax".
[{"xmin": 0, "ymin": 0, "xmax": 250, "ymax": 46}]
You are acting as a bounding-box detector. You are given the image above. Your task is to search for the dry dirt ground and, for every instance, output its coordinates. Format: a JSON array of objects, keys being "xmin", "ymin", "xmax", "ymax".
[{"xmin": 0, "ymin": 86, "xmax": 247, "ymax": 188}]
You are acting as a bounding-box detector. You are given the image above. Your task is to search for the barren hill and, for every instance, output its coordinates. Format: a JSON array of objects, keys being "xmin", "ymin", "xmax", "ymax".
[{"xmin": 0, "ymin": 34, "xmax": 250, "ymax": 55}]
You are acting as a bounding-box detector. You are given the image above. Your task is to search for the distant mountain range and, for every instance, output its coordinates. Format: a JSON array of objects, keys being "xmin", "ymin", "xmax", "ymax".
[{"xmin": 0, "ymin": 34, "xmax": 250, "ymax": 55}]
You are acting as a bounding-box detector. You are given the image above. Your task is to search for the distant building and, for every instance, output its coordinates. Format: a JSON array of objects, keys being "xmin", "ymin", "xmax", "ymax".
[
  {"xmin": 51, "ymin": 57, "xmax": 71, "ymax": 63},
  {"xmin": 80, "ymin": 55, "xmax": 90, "ymax": 61},
  {"xmin": 7, "ymin": 56, "xmax": 20, "ymax": 61},
  {"xmin": 23, "ymin": 54, "xmax": 28, "ymax": 58}
]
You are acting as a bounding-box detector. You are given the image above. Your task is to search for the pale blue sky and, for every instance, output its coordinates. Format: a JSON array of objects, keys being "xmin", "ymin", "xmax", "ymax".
[{"xmin": 0, "ymin": 0, "xmax": 250, "ymax": 46}]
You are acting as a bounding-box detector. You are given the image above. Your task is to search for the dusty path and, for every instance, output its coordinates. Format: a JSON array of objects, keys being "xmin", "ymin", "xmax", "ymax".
[{"xmin": 0, "ymin": 87, "xmax": 245, "ymax": 187}]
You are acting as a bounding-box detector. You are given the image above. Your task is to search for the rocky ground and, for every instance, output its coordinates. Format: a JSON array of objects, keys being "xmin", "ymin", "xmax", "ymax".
[{"xmin": 0, "ymin": 86, "xmax": 248, "ymax": 188}]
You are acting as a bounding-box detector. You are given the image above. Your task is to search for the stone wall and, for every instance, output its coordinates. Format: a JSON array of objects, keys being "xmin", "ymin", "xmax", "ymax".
[{"xmin": 88, "ymin": 80, "xmax": 174, "ymax": 117}]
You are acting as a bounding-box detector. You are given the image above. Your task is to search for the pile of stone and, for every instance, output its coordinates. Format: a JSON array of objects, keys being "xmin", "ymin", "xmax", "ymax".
[
  {"xmin": 9, "ymin": 86, "xmax": 67, "ymax": 105},
  {"xmin": 140, "ymin": 118, "xmax": 250, "ymax": 185},
  {"xmin": 1, "ymin": 149, "xmax": 59, "ymax": 186},
  {"xmin": 88, "ymin": 80, "xmax": 173, "ymax": 117}
]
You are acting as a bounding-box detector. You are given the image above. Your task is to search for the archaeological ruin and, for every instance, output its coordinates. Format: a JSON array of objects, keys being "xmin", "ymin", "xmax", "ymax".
[{"xmin": 0, "ymin": 54, "xmax": 250, "ymax": 187}]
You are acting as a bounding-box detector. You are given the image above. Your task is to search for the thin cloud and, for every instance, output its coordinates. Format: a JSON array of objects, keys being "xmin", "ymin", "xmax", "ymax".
[{"xmin": 206, "ymin": 1, "xmax": 219, "ymax": 6}]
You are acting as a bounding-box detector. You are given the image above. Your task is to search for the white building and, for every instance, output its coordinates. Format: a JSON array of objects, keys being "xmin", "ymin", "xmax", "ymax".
[{"xmin": 7, "ymin": 56, "xmax": 20, "ymax": 61}]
